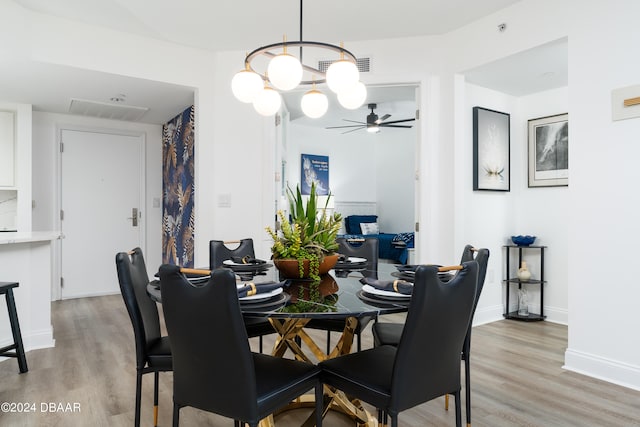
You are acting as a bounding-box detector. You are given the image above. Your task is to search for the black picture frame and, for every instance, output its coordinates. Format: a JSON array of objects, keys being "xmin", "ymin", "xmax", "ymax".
[
  {"xmin": 528, "ymin": 113, "xmax": 568, "ymax": 187},
  {"xmin": 473, "ymin": 107, "xmax": 510, "ymax": 191}
]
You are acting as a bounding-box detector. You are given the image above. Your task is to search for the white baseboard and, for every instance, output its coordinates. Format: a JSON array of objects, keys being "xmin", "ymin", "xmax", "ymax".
[
  {"xmin": 472, "ymin": 304, "xmax": 503, "ymax": 326},
  {"xmin": 564, "ymin": 348, "xmax": 640, "ymax": 391},
  {"xmin": 25, "ymin": 328, "xmax": 55, "ymax": 351},
  {"xmin": 0, "ymin": 328, "xmax": 54, "ymax": 364}
]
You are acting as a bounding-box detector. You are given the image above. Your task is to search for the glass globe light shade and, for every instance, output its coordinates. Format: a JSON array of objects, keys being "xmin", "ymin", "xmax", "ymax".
[
  {"xmin": 267, "ymin": 53, "xmax": 303, "ymax": 91},
  {"xmin": 231, "ymin": 69, "xmax": 263, "ymax": 103},
  {"xmin": 301, "ymin": 89, "xmax": 329, "ymax": 118},
  {"xmin": 253, "ymin": 86, "xmax": 282, "ymax": 116},
  {"xmin": 367, "ymin": 125, "xmax": 380, "ymax": 134},
  {"xmin": 337, "ymin": 81, "xmax": 367, "ymax": 109},
  {"xmin": 326, "ymin": 59, "xmax": 359, "ymax": 94}
]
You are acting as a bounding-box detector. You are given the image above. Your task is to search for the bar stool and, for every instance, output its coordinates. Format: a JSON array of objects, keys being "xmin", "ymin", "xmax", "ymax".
[{"xmin": 0, "ymin": 282, "xmax": 28, "ymax": 373}]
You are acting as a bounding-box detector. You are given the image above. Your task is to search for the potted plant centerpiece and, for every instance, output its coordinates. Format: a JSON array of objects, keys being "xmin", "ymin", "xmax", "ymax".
[{"xmin": 266, "ymin": 182, "xmax": 342, "ymax": 283}]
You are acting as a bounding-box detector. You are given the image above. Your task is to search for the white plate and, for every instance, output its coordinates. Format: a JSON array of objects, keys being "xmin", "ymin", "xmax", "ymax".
[
  {"xmin": 187, "ymin": 275, "xmax": 209, "ymax": 283},
  {"xmin": 362, "ymin": 284, "xmax": 412, "ymax": 299},
  {"xmin": 224, "ymin": 259, "xmax": 256, "ymax": 266},
  {"xmin": 348, "ymin": 257, "xmax": 366, "ymax": 263},
  {"xmin": 237, "ymin": 286, "xmax": 283, "ymax": 302}
]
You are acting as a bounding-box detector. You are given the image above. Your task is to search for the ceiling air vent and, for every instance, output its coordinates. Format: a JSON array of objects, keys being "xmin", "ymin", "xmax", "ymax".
[
  {"xmin": 318, "ymin": 57, "xmax": 371, "ymax": 74},
  {"xmin": 69, "ymin": 98, "xmax": 149, "ymax": 122}
]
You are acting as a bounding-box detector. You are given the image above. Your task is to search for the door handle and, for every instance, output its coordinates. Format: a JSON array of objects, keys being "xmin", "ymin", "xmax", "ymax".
[{"xmin": 127, "ymin": 208, "xmax": 138, "ymax": 227}]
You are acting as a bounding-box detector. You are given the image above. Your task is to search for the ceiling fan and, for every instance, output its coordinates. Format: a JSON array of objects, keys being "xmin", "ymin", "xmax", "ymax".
[{"xmin": 326, "ymin": 103, "xmax": 415, "ymax": 134}]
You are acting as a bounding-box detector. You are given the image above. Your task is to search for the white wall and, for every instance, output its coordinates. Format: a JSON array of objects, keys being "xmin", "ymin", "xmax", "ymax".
[
  {"xmin": 454, "ymin": 84, "xmax": 569, "ymax": 325},
  {"xmin": 564, "ymin": 0, "xmax": 640, "ymax": 390},
  {"xmin": 31, "ymin": 112, "xmax": 164, "ymax": 272},
  {"xmin": 516, "ymin": 87, "xmax": 569, "ymax": 323},
  {"xmin": 456, "ymin": 83, "xmax": 519, "ymax": 324}
]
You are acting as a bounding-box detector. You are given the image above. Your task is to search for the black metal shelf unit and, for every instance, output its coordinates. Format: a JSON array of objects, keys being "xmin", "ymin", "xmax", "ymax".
[{"xmin": 503, "ymin": 245, "xmax": 547, "ymax": 321}]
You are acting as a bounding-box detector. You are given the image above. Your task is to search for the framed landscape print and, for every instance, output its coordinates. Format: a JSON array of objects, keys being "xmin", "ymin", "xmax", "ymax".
[
  {"xmin": 473, "ymin": 107, "xmax": 510, "ymax": 191},
  {"xmin": 528, "ymin": 113, "xmax": 568, "ymax": 187}
]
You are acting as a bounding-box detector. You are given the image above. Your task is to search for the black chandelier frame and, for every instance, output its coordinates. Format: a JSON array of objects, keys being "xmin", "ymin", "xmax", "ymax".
[{"xmin": 242, "ymin": 0, "xmax": 357, "ymax": 86}]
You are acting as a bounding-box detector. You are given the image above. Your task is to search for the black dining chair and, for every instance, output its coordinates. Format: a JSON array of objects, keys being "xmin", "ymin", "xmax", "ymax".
[
  {"xmin": 305, "ymin": 237, "xmax": 379, "ymax": 354},
  {"xmin": 116, "ymin": 248, "xmax": 172, "ymax": 427},
  {"xmin": 319, "ymin": 262, "xmax": 478, "ymax": 427},
  {"xmin": 209, "ymin": 238, "xmax": 256, "ymax": 269},
  {"xmin": 209, "ymin": 238, "xmax": 275, "ymax": 352},
  {"xmin": 335, "ymin": 237, "xmax": 379, "ymax": 279},
  {"xmin": 372, "ymin": 245, "xmax": 490, "ymax": 427},
  {"xmin": 158, "ymin": 264, "xmax": 323, "ymax": 427}
]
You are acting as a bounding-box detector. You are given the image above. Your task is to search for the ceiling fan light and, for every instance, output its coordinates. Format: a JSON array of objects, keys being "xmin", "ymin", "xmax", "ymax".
[
  {"xmin": 301, "ymin": 89, "xmax": 329, "ymax": 118},
  {"xmin": 267, "ymin": 53, "xmax": 303, "ymax": 91},
  {"xmin": 326, "ymin": 59, "xmax": 359, "ymax": 94},
  {"xmin": 231, "ymin": 69, "xmax": 264, "ymax": 103},
  {"xmin": 253, "ymin": 86, "xmax": 282, "ymax": 116},
  {"xmin": 367, "ymin": 125, "xmax": 380, "ymax": 134},
  {"xmin": 337, "ymin": 81, "xmax": 367, "ymax": 109}
]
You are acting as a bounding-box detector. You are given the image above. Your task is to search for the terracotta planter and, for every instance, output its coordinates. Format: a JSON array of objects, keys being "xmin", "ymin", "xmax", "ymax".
[{"xmin": 273, "ymin": 254, "xmax": 339, "ymax": 279}]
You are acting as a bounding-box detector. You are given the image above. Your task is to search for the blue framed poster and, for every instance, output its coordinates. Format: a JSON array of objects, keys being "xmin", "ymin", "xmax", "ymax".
[{"xmin": 301, "ymin": 154, "xmax": 329, "ymax": 195}]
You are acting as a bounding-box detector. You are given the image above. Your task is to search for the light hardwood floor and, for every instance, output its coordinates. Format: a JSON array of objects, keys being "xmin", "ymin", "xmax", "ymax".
[{"xmin": 0, "ymin": 295, "xmax": 639, "ymax": 426}]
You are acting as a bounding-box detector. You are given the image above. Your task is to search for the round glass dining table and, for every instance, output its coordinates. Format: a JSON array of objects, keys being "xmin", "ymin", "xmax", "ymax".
[{"xmin": 148, "ymin": 266, "xmax": 411, "ymax": 427}]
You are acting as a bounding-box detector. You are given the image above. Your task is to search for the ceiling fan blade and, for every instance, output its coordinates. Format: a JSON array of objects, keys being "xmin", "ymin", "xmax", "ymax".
[
  {"xmin": 375, "ymin": 114, "xmax": 391, "ymax": 124},
  {"xmin": 379, "ymin": 124, "xmax": 413, "ymax": 128},
  {"xmin": 342, "ymin": 119, "xmax": 366, "ymax": 124},
  {"xmin": 380, "ymin": 118, "xmax": 415, "ymax": 125},
  {"xmin": 326, "ymin": 124, "xmax": 366, "ymax": 129},
  {"xmin": 342, "ymin": 126, "xmax": 366, "ymax": 134}
]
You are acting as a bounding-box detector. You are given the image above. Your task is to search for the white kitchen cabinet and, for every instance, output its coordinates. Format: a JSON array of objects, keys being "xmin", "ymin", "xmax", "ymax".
[{"xmin": 0, "ymin": 111, "xmax": 15, "ymax": 187}]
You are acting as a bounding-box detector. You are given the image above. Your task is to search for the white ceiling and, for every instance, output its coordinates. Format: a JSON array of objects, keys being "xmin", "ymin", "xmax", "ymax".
[
  {"xmin": 14, "ymin": 0, "xmax": 522, "ymax": 50},
  {"xmin": 0, "ymin": 0, "xmax": 567, "ymax": 125},
  {"xmin": 464, "ymin": 37, "xmax": 568, "ymax": 97}
]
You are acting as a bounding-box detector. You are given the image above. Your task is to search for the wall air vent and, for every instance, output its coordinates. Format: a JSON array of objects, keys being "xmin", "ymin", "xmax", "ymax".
[
  {"xmin": 69, "ymin": 98, "xmax": 149, "ymax": 122},
  {"xmin": 318, "ymin": 57, "xmax": 371, "ymax": 74}
]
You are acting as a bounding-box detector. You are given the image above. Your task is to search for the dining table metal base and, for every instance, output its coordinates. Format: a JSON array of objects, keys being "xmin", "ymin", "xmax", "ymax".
[{"xmin": 257, "ymin": 316, "xmax": 377, "ymax": 427}]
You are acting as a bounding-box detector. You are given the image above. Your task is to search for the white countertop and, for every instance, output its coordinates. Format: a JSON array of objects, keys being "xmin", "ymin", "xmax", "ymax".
[{"xmin": 0, "ymin": 231, "xmax": 61, "ymax": 245}]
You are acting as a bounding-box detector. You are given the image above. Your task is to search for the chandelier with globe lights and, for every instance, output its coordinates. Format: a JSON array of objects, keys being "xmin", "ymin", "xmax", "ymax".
[{"xmin": 231, "ymin": 0, "xmax": 366, "ymax": 118}]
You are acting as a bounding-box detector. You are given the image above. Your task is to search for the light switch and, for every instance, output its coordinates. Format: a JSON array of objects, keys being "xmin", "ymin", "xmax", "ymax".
[{"xmin": 152, "ymin": 197, "xmax": 161, "ymax": 208}]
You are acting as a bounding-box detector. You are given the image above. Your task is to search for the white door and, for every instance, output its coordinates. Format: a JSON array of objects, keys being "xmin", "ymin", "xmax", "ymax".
[{"xmin": 60, "ymin": 129, "xmax": 144, "ymax": 299}]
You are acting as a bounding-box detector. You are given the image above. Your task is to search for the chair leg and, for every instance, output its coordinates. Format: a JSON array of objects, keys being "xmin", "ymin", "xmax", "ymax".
[
  {"xmin": 153, "ymin": 371, "xmax": 159, "ymax": 427},
  {"xmin": 172, "ymin": 402, "xmax": 180, "ymax": 427},
  {"xmin": 134, "ymin": 371, "xmax": 143, "ymax": 427},
  {"xmin": 259, "ymin": 335, "xmax": 263, "ymax": 353},
  {"xmin": 390, "ymin": 412, "xmax": 398, "ymax": 427},
  {"xmin": 5, "ymin": 289, "xmax": 28, "ymax": 373},
  {"xmin": 326, "ymin": 330, "xmax": 331, "ymax": 355},
  {"xmin": 357, "ymin": 331, "xmax": 362, "ymax": 352},
  {"xmin": 454, "ymin": 391, "xmax": 462, "ymax": 427},
  {"xmin": 315, "ymin": 382, "xmax": 323, "ymax": 427},
  {"xmin": 465, "ymin": 356, "xmax": 471, "ymax": 427}
]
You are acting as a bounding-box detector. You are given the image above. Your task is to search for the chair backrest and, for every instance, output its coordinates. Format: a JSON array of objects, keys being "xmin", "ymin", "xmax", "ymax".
[
  {"xmin": 390, "ymin": 261, "xmax": 477, "ymax": 412},
  {"xmin": 459, "ymin": 245, "xmax": 490, "ymax": 346},
  {"xmin": 115, "ymin": 248, "xmax": 162, "ymax": 369},
  {"xmin": 158, "ymin": 264, "xmax": 259, "ymax": 421},
  {"xmin": 209, "ymin": 238, "xmax": 255, "ymax": 269},
  {"xmin": 337, "ymin": 237, "xmax": 379, "ymax": 279}
]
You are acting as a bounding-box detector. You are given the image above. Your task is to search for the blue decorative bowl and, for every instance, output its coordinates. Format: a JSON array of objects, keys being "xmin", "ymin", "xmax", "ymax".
[{"xmin": 511, "ymin": 235, "xmax": 536, "ymax": 246}]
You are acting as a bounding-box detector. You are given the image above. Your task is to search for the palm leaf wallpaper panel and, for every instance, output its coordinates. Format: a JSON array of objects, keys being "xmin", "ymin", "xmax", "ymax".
[{"xmin": 162, "ymin": 105, "xmax": 195, "ymax": 267}]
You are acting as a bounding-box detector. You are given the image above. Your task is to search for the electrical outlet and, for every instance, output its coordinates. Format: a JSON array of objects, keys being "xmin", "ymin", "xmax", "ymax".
[{"xmin": 218, "ymin": 194, "xmax": 232, "ymax": 208}]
